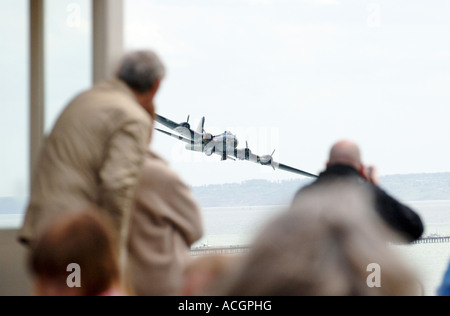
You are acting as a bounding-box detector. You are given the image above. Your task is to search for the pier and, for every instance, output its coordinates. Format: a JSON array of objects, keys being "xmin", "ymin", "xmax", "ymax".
[
  {"xmin": 413, "ymin": 237, "xmax": 450, "ymax": 245},
  {"xmin": 190, "ymin": 237, "xmax": 450, "ymax": 256},
  {"xmin": 190, "ymin": 245, "xmax": 250, "ymax": 257}
]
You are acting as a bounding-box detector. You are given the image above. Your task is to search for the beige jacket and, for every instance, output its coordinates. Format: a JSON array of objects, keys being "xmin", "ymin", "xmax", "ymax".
[
  {"xmin": 19, "ymin": 79, "xmax": 151, "ymax": 247},
  {"xmin": 126, "ymin": 152, "xmax": 203, "ymax": 296}
]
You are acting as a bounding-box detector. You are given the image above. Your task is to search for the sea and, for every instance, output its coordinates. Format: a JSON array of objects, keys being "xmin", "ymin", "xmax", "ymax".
[
  {"xmin": 2, "ymin": 200, "xmax": 450, "ymax": 296},
  {"xmin": 193, "ymin": 200, "xmax": 450, "ymax": 297}
]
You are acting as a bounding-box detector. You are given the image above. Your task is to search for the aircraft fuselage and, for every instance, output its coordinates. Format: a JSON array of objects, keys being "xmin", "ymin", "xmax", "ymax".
[{"xmin": 185, "ymin": 131, "xmax": 239, "ymax": 157}]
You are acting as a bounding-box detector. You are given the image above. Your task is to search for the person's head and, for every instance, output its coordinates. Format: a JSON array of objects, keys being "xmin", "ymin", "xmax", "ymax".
[
  {"xmin": 211, "ymin": 184, "xmax": 420, "ymax": 296},
  {"xmin": 29, "ymin": 208, "xmax": 121, "ymax": 296},
  {"xmin": 117, "ymin": 50, "xmax": 166, "ymax": 119},
  {"xmin": 328, "ymin": 140, "xmax": 363, "ymax": 172},
  {"xmin": 181, "ymin": 255, "xmax": 236, "ymax": 296}
]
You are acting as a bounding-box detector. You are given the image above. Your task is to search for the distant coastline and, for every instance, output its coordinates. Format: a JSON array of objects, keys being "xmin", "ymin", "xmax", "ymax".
[
  {"xmin": 1, "ymin": 172, "xmax": 450, "ymax": 212},
  {"xmin": 191, "ymin": 172, "xmax": 450, "ymax": 208},
  {"xmin": 0, "ymin": 197, "xmax": 27, "ymax": 215}
]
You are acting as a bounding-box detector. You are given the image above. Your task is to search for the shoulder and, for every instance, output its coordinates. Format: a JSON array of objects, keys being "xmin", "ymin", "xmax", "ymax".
[
  {"xmin": 85, "ymin": 80, "xmax": 151, "ymax": 126},
  {"xmin": 141, "ymin": 153, "xmax": 184, "ymax": 186},
  {"xmin": 137, "ymin": 154, "xmax": 194, "ymax": 204},
  {"xmin": 142, "ymin": 152, "xmax": 169, "ymax": 171}
]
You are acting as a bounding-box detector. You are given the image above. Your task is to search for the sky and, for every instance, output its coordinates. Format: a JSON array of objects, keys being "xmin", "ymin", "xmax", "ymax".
[
  {"xmin": 0, "ymin": 0, "xmax": 29, "ymax": 198},
  {"xmin": 125, "ymin": 0, "xmax": 450, "ymax": 186},
  {"xmin": 1, "ymin": 0, "xmax": 450, "ymax": 196}
]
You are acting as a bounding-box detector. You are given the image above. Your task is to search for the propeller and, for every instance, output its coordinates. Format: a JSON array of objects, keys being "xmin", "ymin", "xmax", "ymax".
[
  {"xmin": 181, "ymin": 115, "xmax": 191, "ymax": 129},
  {"xmin": 259, "ymin": 149, "xmax": 277, "ymax": 170},
  {"xmin": 196, "ymin": 117, "xmax": 213, "ymax": 142},
  {"xmin": 197, "ymin": 117, "xmax": 206, "ymax": 134}
]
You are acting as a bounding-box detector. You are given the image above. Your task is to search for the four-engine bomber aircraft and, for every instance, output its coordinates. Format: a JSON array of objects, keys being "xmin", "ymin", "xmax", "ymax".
[{"xmin": 155, "ymin": 114, "xmax": 317, "ymax": 178}]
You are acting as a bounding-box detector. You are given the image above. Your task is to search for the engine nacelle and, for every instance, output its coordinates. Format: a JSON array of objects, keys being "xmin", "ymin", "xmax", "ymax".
[
  {"xmin": 180, "ymin": 123, "xmax": 191, "ymax": 129},
  {"xmin": 259, "ymin": 155, "xmax": 273, "ymax": 166},
  {"xmin": 185, "ymin": 143, "xmax": 203, "ymax": 152},
  {"xmin": 235, "ymin": 148, "xmax": 251, "ymax": 160},
  {"xmin": 203, "ymin": 133, "xmax": 213, "ymax": 141},
  {"xmin": 245, "ymin": 148, "xmax": 251, "ymax": 160},
  {"xmin": 204, "ymin": 143, "xmax": 215, "ymax": 156}
]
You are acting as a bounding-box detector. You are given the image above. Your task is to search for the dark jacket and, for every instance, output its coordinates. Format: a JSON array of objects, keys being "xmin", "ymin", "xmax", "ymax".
[
  {"xmin": 438, "ymin": 262, "xmax": 450, "ymax": 296},
  {"xmin": 295, "ymin": 164, "xmax": 424, "ymax": 243}
]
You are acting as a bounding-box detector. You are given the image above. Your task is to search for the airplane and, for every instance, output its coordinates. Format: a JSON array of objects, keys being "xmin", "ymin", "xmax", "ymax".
[{"xmin": 154, "ymin": 114, "xmax": 318, "ymax": 178}]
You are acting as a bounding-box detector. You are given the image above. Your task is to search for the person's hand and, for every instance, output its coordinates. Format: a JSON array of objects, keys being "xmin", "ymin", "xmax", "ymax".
[{"xmin": 364, "ymin": 166, "xmax": 380, "ymax": 186}]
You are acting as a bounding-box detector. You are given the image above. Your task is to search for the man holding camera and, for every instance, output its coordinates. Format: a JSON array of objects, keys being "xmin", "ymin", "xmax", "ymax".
[{"xmin": 294, "ymin": 140, "xmax": 424, "ymax": 243}]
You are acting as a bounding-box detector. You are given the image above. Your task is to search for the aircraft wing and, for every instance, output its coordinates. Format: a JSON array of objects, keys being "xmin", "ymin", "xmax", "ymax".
[
  {"xmin": 155, "ymin": 114, "xmax": 182, "ymax": 131},
  {"xmin": 155, "ymin": 128, "xmax": 193, "ymax": 144},
  {"xmin": 155, "ymin": 114, "xmax": 203, "ymax": 140},
  {"xmin": 231, "ymin": 148, "xmax": 317, "ymax": 178},
  {"xmin": 275, "ymin": 162, "xmax": 318, "ymax": 178}
]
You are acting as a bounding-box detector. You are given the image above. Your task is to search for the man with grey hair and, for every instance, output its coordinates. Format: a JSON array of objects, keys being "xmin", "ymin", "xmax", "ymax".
[
  {"xmin": 117, "ymin": 51, "xmax": 166, "ymax": 120},
  {"xmin": 19, "ymin": 51, "xmax": 166, "ymax": 254},
  {"xmin": 294, "ymin": 140, "xmax": 424, "ymax": 243}
]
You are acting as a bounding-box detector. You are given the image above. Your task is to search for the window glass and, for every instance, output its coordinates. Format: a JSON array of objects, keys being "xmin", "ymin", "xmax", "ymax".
[
  {"xmin": 125, "ymin": 0, "xmax": 450, "ymax": 296},
  {"xmin": 0, "ymin": 0, "xmax": 29, "ymax": 223},
  {"xmin": 0, "ymin": 0, "xmax": 92, "ymax": 226},
  {"xmin": 45, "ymin": 0, "xmax": 92, "ymax": 132}
]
